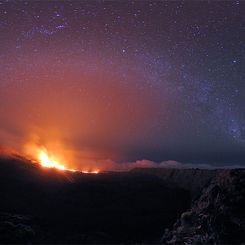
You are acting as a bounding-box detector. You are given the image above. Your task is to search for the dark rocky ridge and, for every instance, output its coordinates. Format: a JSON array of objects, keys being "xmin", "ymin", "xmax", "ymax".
[
  {"xmin": 0, "ymin": 155, "xmax": 244, "ymax": 244},
  {"xmin": 0, "ymin": 155, "xmax": 190, "ymax": 243}
]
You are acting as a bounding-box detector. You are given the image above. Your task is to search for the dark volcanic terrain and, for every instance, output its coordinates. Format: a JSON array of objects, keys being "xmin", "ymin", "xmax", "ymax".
[{"xmin": 0, "ymin": 155, "xmax": 244, "ymax": 244}]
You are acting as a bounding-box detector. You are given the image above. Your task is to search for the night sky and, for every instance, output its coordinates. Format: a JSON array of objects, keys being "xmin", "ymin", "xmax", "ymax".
[{"xmin": 0, "ymin": 0, "xmax": 245, "ymax": 168}]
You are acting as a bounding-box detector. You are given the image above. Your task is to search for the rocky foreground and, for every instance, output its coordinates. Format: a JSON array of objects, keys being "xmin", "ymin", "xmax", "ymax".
[{"xmin": 162, "ymin": 169, "xmax": 245, "ymax": 244}]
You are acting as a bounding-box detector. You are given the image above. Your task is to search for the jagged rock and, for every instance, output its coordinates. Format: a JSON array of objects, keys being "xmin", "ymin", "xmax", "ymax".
[{"xmin": 162, "ymin": 169, "xmax": 245, "ymax": 244}]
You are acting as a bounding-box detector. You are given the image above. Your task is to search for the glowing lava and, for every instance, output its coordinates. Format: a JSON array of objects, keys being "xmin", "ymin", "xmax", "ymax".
[
  {"xmin": 38, "ymin": 149, "xmax": 66, "ymax": 170},
  {"xmin": 36, "ymin": 147, "xmax": 99, "ymax": 174},
  {"xmin": 81, "ymin": 170, "xmax": 99, "ymax": 174}
]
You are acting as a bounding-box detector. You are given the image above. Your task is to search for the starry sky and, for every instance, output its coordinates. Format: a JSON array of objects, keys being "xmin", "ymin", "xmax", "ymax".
[{"xmin": 0, "ymin": 0, "xmax": 245, "ymax": 168}]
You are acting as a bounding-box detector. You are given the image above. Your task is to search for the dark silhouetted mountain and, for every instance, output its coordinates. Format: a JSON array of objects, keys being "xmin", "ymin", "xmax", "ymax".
[
  {"xmin": 0, "ymin": 155, "xmax": 244, "ymax": 244},
  {"xmin": 0, "ymin": 155, "xmax": 190, "ymax": 243}
]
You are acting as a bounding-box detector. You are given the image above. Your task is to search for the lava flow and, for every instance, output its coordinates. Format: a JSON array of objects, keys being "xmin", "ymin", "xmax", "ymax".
[
  {"xmin": 36, "ymin": 147, "xmax": 99, "ymax": 174},
  {"xmin": 38, "ymin": 149, "xmax": 66, "ymax": 170}
]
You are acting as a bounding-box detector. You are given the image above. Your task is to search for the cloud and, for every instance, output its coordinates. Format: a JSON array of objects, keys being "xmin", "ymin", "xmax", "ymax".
[
  {"xmin": 73, "ymin": 159, "xmax": 217, "ymax": 171},
  {"xmin": 89, "ymin": 159, "xmax": 245, "ymax": 171}
]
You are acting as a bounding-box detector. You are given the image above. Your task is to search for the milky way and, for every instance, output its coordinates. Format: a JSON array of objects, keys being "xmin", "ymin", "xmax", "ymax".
[{"xmin": 0, "ymin": 0, "xmax": 244, "ymax": 166}]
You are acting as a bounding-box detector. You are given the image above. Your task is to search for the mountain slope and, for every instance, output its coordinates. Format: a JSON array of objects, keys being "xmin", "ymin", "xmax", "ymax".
[
  {"xmin": 0, "ymin": 155, "xmax": 244, "ymax": 244},
  {"xmin": 131, "ymin": 168, "xmax": 218, "ymax": 194},
  {"xmin": 0, "ymin": 155, "xmax": 190, "ymax": 243}
]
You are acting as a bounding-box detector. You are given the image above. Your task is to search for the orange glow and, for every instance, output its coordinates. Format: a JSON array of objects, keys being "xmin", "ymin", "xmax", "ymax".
[
  {"xmin": 38, "ymin": 148, "xmax": 66, "ymax": 171},
  {"xmin": 26, "ymin": 143, "xmax": 100, "ymax": 174},
  {"xmin": 37, "ymin": 148, "xmax": 99, "ymax": 173},
  {"xmin": 81, "ymin": 170, "xmax": 99, "ymax": 174}
]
